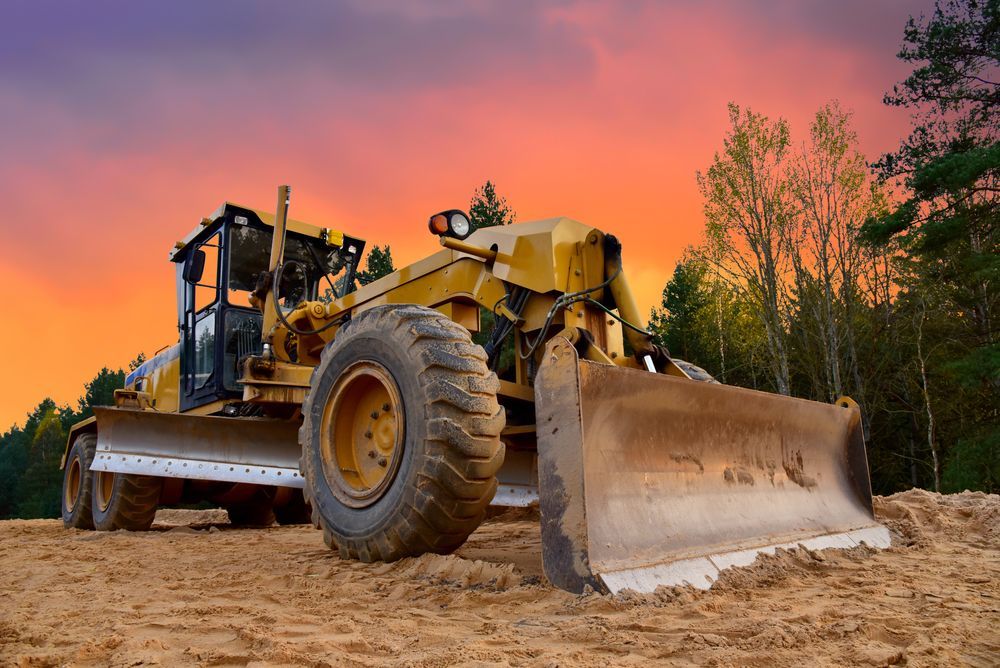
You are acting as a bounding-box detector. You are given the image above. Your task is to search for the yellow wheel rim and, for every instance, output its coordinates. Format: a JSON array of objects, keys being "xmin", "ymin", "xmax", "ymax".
[
  {"xmin": 320, "ymin": 361, "xmax": 405, "ymax": 508},
  {"xmin": 64, "ymin": 457, "xmax": 81, "ymax": 512},
  {"xmin": 96, "ymin": 470, "xmax": 114, "ymax": 512}
]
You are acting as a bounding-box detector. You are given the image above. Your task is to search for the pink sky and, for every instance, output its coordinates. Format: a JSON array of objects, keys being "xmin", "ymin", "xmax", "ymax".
[{"xmin": 0, "ymin": 1, "xmax": 928, "ymax": 429}]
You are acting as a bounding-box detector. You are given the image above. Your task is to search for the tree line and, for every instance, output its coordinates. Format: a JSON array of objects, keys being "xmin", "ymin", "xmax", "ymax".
[
  {"xmin": 0, "ymin": 358, "xmax": 144, "ymax": 519},
  {"xmin": 651, "ymin": 0, "xmax": 997, "ymax": 494},
  {"xmin": 0, "ymin": 183, "xmax": 515, "ymax": 520}
]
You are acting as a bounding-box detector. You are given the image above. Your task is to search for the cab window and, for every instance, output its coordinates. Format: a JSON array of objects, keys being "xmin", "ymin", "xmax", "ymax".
[
  {"xmin": 227, "ymin": 225, "xmax": 271, "ymax": 308},
  {"xmin": 195, "ymin": 232, "xmax": 220, "ymax": 312},
  {"xmin": 193, "ymin": 309, "xmax": 215, "ymax": 389},
  {"xmin": 227, "ymin": 225, "xmax": 351, "ymax": 309}
]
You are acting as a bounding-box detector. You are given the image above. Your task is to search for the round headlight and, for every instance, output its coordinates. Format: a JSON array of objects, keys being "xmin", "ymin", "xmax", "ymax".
[
  {"xmin": 429, "ymin": 214, "xmax": 449, "ymax": 235},
  {"xmin": 449, "ymin": 212, "xmax": 470, "ymax": 238},
  {"xmin": 427, "ymin": 209, "xmax": 473, "ymax": 240}
]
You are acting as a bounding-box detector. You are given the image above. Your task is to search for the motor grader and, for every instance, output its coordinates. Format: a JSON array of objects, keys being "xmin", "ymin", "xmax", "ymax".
[{"xmin": 61, "ymin": 186, "xmax": 888, "ymax": 593}]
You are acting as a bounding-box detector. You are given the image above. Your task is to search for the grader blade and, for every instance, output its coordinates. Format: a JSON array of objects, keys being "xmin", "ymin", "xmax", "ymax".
[
  {"xmin": 90, "ymin": 407, "xmax": 304, "ymax": 488},
  {"xmin": 535, "ymin": 338, "xmax": 889, "ymax": 594}
]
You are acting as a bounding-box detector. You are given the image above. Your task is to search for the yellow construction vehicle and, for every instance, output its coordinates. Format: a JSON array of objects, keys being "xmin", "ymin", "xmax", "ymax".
[{"xmin": 60, "ymin": 186, "xmax": 888, "ymax": 593}]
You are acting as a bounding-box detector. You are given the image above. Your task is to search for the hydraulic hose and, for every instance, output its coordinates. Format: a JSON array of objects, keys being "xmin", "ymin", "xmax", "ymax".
[{"xmin": 271, "ymin": 260, "xmax": 345, "ymax": 337}]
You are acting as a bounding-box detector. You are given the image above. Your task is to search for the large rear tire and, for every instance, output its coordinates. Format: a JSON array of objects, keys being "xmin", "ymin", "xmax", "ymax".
[
  {"xmin": 92, "ymin": 470, "xmax": 162, "ymax": 531},
  {"xmin": 300, "ymin": 304, "xmax": 505, "ymax": 561},
  {"xmin": 62, "ymin": 434, "xmax": 96, "ymax": 530}
]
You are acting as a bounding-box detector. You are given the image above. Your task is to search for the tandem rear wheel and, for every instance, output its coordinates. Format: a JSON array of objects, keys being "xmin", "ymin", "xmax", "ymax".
[
  {"xmin": 62, "ymin": 433, "xmax": 97, "ymax": 530},
  {"xmin": 92, "ymin": 469, "xmax": 163, "ymax": 531}
]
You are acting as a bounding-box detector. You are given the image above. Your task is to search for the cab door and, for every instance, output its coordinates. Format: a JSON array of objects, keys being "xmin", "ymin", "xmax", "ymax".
[{"xmin": 179, "ymin": 230, "xmax": 224, "ymax": 411}]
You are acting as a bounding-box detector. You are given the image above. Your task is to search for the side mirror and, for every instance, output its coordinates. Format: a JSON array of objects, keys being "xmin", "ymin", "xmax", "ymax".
[{"xmin": 184, "ymin": 249, "xmax": 206, "ymax": 284}]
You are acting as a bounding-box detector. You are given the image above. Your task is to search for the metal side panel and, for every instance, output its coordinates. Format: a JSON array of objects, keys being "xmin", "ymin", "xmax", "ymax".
[
  {"xmin": 91, "ymin": 407, "xmax": 304, "ymax": 488},
  {"xmin": 491, "ymin": 448, "xmax": 540, "ymax": 507},
  {"xmin": 535, "ymin": 337, "xmax": 889, "ymax": 594}
]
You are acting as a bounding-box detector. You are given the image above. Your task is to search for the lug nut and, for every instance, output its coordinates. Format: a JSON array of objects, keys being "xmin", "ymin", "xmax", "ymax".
[
  {"xmin": 371, "ymin": 411, "xmax": 380, "ymax": 419},
  {"xmin": 382, "ymin": 403, "xmax": 391, "ymax": 412},
  {"xmin": 364, "ymin": 431, "xmax": 373, "ymax": 439},
  {"xmin": 377, "ymin": 457, "xmax": 388, "ymax": 468},
  {"xmin": 367, "ymin": 450, "xmax": 376, "ymax": 459}
]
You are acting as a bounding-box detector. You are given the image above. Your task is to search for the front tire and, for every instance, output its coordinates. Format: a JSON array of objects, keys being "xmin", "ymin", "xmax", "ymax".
[
  {"xmin": 92, "ymin": 470, "xmax": 162, "ymax": 531},
  {"xmin": 300, "ymin": 305, "xmax": 505, "ymax": 561},
  {"xmin": 62, "ymin": 434, "xmax": 96, "ymax": 529}
]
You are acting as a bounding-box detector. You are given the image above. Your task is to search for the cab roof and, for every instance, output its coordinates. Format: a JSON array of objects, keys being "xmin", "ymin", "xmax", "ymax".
[{"xmin": 169, "ymin": 201, "xmax": 357, "ymax": 261}]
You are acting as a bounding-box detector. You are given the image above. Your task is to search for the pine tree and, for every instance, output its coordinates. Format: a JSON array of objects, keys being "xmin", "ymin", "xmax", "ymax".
[
  {"xmin": 649, "ymin": 259, "xmax": 711, "ymax": 362},
  {"xmin": 15, "ymin": 408, "xmax": 66, "ymax": 518},
  {"xmin": 865, "ymin": 0, "xmax": 998, "ymax": 492},
  {"xmin": 76, "ymin": 367, "xmax": 126, "ymax": 419},
  {"xmin": 469, "ymin": 181, "xmax": 515, "ymax": 230},
  {"xmin": 469, "ymin": 181, "xmax": 517, "ymax": 370},
  {"xmin": 356, "ymin": 245, "xmax": 395, "ymax": 286}
]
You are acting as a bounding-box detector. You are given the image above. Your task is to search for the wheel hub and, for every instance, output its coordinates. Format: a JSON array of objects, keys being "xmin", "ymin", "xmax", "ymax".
[
  {"xmin": 96, "ymin": 470, "xmax": 114, "ymax": 512},
  {"xmin": 64, "ymin": 457, "xmax": 81, "ymax": 512},
  {"xmin": 320, "ymin": 361, "xmax": 405, "ymax": 507}
]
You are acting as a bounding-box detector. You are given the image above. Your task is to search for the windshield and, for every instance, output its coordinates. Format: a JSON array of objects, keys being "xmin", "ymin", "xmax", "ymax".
[{"xmin": 228, "ymin": 225, "xmax": 354, "ymax": 309}]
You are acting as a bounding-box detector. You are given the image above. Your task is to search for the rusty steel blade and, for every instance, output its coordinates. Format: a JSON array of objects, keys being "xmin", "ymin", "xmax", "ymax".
[
  {"xmin": 91, "ymin": 407, "xmax": 304, "ymax": 488},
  {"xmin": 535, "ymin": 338, "xmax": 889, "ymax": 594}
]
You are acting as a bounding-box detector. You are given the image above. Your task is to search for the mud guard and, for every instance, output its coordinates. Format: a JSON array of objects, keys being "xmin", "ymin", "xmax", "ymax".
[
  {"xmin": 90, "ymin": 407, "xmax": 304, "ymax": 489},
  {"xmin": 535, "ymin": 337, "xmax": 889, "ymax": 594}
]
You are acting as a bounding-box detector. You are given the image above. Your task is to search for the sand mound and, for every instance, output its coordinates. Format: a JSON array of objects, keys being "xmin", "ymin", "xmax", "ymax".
[
  {"xmin": 153, "ymin": 508, "xmax": 230, "ymax": 527},
  {"xmin": 1, "ymin": 490, "xmax": 997, "ymax": 666},
  {"xmin": 875, "ymin": 489, "xmax": 1000, "ymax": 547},
  {"xmin": 381, "ymin": 553, "xmax": 521, "ymax": 589}
]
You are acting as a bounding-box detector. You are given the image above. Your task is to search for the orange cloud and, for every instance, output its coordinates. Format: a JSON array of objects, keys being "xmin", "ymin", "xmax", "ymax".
[{"xmin": 0, "ymin": 1, "xmax": 926, "ymax": 428}]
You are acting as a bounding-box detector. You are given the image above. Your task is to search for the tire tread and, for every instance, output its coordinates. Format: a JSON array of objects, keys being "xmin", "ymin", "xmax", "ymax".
[
  {"xmin": 93, "ymin": 472, "xmax": 162, "ymax": 531},
  {"xmin": 61, "ymin": 434, "xmax": 97, "ymax": 530},
  {"xmin": 300, "ymin": 305, "xmax": 504, "ymax": 562}
]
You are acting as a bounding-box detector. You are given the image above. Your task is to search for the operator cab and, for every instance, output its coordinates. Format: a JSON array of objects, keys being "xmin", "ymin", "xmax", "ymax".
[{"xmin": 171, "ymin": 203, "xmax": 364, "ymax": 412}]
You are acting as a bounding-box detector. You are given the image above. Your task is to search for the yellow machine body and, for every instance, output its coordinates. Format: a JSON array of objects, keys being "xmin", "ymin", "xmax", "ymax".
[{"xmin": 67, "ymin": 191, "xmax": 888, "ymax": 594}]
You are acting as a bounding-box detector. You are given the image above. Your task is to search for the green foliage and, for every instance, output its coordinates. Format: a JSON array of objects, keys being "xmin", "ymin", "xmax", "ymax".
[
  {"xmin": 76, "ymin": 367, "xmax": 126, "ymax": 420},
  {"xmin": 473, "ymin": 307, "xmax": 516, "ymax": 376},
  {"xmin": 650, "ymin": 257, "xmax": 711, "ymax": 361},
  {"xmin": 129, "ymin": 353, "xmax": 147, "ymax": 372},
  {"xmin": 469, "ymin": 181, "xmax": 517, "ymax": 373},
  {"xmin": 869, "ymin": 0, "xmax": 998, "ymax": 492},
  {"xmin": 469, "ymin": 181, "xmax": 515, "ymax": 230},
  {"xmin": 356, "ymin": 245, "xmax": 395, "ymax": 286},
  {"xmin": 0, "ymin": 357, "xmax": 139, "ymax": 519},
  {"xmin": 648, "ymin": 255, "xmax": 774, "ymax": 392},
  {"xmin": 15, "ymin": 409, "xmax": 66, "ymax": 519},
  {"xmin": 865, "ymin": 0, "xmax": 997, "ymax": 315},
  {"xmin": 0, "ymin": 423, "xmax": 30, "ymax": 519},
  {"xmin": 697, "ymin": 103, "xmax": 795, "ymax": 395},
  {"xmin": 943, "ymin": 430, "xmax": 1000, "ymax": 492},
  {"xmin": 665, "ymin": 2, "xmax": 998, "ymax": 494},
  {"xmin": 880, "ymin": 0, "xmax": 998, "ymax": 150}
]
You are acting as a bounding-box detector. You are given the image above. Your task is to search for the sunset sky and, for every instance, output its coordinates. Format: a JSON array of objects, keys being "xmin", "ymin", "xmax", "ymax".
[{"xmin": 0, "ymin": 0, "xmax": 929, "ymax": 430}]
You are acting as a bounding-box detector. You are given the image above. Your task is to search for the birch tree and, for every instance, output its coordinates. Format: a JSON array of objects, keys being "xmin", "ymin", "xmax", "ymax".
[
  {"xmin": 698, "ymin": 103, "xmax": 794, "ymax": 395},
  {"xmin": 787, "ymin": 102, "xmax": 884, "ymax": 406}
]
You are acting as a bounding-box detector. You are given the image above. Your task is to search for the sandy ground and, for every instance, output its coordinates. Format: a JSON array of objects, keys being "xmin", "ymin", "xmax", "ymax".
[{"xmin": 1, "ymin": 490, "xmax": 997, "ymax": 667}]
